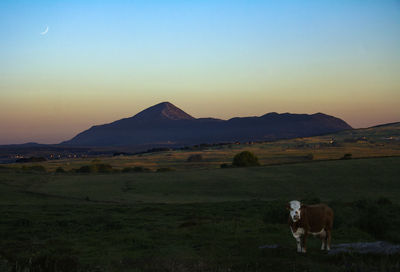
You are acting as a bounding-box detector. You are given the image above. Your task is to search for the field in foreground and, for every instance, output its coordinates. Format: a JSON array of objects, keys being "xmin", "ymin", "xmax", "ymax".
[{"xmin": 1, "ymin": 157, "xmax": 400, "ymax": 271}]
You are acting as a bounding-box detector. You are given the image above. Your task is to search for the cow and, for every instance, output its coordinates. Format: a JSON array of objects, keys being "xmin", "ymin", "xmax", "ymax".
[{"xmin": 287, "ymin": 200, "xmax": 334, "ymax": 253}]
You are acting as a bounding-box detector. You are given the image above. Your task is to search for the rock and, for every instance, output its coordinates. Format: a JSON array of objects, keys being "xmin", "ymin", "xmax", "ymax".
[
  {"xmin": 259, "ymin": 244, "xmax": 279, "ymax": 249},
  {"xmin": 329, "ymin": 241, "xmax": 400, "ymax": 255}
]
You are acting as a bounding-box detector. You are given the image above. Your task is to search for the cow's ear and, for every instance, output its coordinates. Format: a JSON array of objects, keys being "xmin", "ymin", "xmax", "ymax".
[
  {"xmin": 286, "ymin": 203, "xmax": 290, "ymax": 210},
  {"xmin": 301, "ymin": 204, "xmax": 307, "ymax": 209}
]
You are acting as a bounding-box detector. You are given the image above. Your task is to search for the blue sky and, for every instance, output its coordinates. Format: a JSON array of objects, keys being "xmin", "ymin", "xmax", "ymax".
[{"xmin": 0, "ymin": 0, "xmax": 399, "ymax": 144}]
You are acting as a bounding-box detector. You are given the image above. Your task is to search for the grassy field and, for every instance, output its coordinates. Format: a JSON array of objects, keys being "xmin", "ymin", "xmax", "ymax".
[{"xmin": 1, "ymin": 156, "xmax": 400, "ymax": 271}]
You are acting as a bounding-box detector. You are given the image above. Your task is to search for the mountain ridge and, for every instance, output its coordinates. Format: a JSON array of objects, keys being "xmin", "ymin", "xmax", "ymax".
[{"xmin": 61, "ymin": 102, "xmax": 353, "ymax": 147}]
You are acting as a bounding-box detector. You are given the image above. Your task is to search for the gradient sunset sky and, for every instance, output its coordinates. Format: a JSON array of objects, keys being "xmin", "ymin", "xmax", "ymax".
[{"xmin": 1, "ymin": 0, "xmax": 399, "ymax": 144}]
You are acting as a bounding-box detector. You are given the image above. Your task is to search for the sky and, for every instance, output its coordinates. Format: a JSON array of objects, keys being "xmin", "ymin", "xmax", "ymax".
[{"xmin": 0, "ymin": 0, "xmax": 399, "ymax": 144}]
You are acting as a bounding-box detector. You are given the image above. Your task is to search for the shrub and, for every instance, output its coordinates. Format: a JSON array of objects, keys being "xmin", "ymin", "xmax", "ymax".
[
  {"xmin": 232, "ymin": 151, "xmax": 260, "ymax": 167},
  {"xmin": 95, "ymin": 163, "xmax": 113, "ymax": 173},
  {"xmin": 134, "ymin": 166, "xmax": 149, "ymax": 172},
  {"xmin": 305, "ymin": 153, "xmax": 314, "ymax": 160},
  {"xmin": 220, "ymin": 163, "xmax": 231, "ymax": 168},
  {"xmin": 75, "ymin": 165, "xmax": 97, "ymax": 173},
  {"xmin": 55, "ymin": 167, "xmax": 66, "ymax": 173},
  {"xmin": 122, "ymin": 167, "xmax": 132, "ymax": 173},
  {"xmin": 74, "ymin": 164, "xmax": 113, "ymax": 173},
  {"xmin": 122, "ymin": 166, "xmax": 150, "ymax": 173},
  {"xmin": 156, "ymin": 167, "xmax": 175, "ymax": 172},
  {"xmin": 377, "ymin": 196, "xmax": 392, "ymax": 206},
  {"xmin": 187, "ymin": 154, "xmax": 203, "ymax": 162},
  {"xmin": 341, "ymin": 153, "xmax": 352, "ymax": 160}
]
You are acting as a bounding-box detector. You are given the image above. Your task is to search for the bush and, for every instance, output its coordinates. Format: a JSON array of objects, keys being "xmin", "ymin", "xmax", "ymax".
[
  {"xmin": 232, "ymin": 151, "xmax": 260, "ymax": 167},
  {"xmin": 55, "ymin": 167, "xmax": 66, "ymax": 173},
  {"xmin": 305, "ymin": 153, "xmax": 314, "ymax": 160},
  {"xmin": 75, "ymin": 165, "xmax": 97, "ymax": 173},
  {"xmin": 74, "ymin": 164, "xmax": 113, "ymax": 173},
  {"xmin": 377, "ymin": 196, "xmax": 392, "ymax": 206},
  {"xmin": 95, "ymin": 163, "xmax": 113, "ymax": 173},
  {"xmin": 122, "ymin": 166, "xmax": 150, "ymax": 173},
  {"xmin": 156, "ymin": 167, "xmax": 175, "ymax": 172},
  {"xmin": 220, "ymin": 163, "xmax": 231, "ymax": 168},
  {"xmin": 341, "ymin": 153, "xmax": 352, "ymax": 160},
  {"xmin": 122, "ymin": 167, "xmax": 132, "ymax": 173},
  {"xmin": 187, "ymin": 154, "xmax": 203, "ymax": 162}
]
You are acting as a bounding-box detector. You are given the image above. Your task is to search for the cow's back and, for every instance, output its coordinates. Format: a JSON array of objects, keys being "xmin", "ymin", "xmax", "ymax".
[{"xmin": 303, "ymin": 204, "xmax": 333, "ymax": 232}]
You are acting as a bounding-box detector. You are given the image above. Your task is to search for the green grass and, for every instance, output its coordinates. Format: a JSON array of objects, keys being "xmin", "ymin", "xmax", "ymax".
[
  {"xmin": 3, "ymin": 157, "xmax": 398, "ymax": 204},
  {"xmin": 1, "ymin": 157, "xmax": 400, "ymax": 271}
]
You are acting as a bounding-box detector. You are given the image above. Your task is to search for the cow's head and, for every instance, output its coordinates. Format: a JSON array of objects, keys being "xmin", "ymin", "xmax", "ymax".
[{"xmin": 287, "ymin": 200, "xmax": 302, "ymax": 222}]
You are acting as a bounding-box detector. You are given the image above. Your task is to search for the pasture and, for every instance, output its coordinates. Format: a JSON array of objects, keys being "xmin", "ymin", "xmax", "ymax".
[
  {"xmin": 1, "ymin": 157, "xmax": 400, "ymax": 271},
  {"xmin": 5, "ymin": 130, "xmax": 400, "ymax": 173}
]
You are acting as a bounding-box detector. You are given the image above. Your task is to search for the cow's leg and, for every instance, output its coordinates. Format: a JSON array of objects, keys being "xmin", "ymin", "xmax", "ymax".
[
  {"xmin": 326, "ymin": 230, "xmax": 331, "ymax": 251},
  {"xmin": 291, "ymin": 227, "xmax": 302, "ymax": 253},
  {"xmin": 295, "ymin": 237, "xmax": 302, "ymax": 252},
  {"xmin": 320, "ymin": 229, "xmax": 327, "ymax": 250},
  {"xmin": 301, "ymin": 233, "xmax": 308, "ymax": 253}
]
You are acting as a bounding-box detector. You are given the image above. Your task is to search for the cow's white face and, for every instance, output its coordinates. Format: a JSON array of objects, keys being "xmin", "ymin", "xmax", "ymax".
[{"xmin": 288, "ymin": 200, "xmax": 301, "ymax": 222}]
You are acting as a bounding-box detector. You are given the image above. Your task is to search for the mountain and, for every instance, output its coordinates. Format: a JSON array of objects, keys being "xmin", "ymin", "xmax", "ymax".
[
  {"xmin": 61, "ymin": 102, "xmax": 352, "ymax": 147},
  {"xmin": 0, "ymin": 142, "xmax": 45, "ymax": 147},
  {"xmin": 131, "ymin": 102, "xmax": 195, "ymax": 121}
]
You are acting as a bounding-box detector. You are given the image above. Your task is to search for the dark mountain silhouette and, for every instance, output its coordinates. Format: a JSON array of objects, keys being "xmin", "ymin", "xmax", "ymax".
[
  {"xmin": 61, "ymin": 102, "xmax": 352, "ymax": 147},
  {"xmin": 132, "ymin": 101, "xmax": 195, "ymax": 121}
]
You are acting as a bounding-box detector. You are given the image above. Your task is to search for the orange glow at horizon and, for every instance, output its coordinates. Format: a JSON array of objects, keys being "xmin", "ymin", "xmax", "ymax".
[{"xmin": 1, "ymin": 88, "xmax": 399, "ymax": 144}]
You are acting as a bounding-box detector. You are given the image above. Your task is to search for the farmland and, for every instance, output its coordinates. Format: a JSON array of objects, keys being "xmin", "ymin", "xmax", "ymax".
[
  {"xmin": 1, "ymin": 156, "xmax": 400, "ymax": 271},
  {"xmin": 3, "ymin": 123, "xmax": 400, "ymax": 173},
  {"xmin": 1, "ymin": 124, "xmax": 399, "ymax": 271}
]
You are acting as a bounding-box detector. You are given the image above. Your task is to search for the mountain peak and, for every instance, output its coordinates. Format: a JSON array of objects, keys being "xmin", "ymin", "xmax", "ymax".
[
  {"xmin": 62, "ymin": 102, "xmax": 352, "ymax": 146},
  {"xmin": 133, "ymin": 102, "xmax": 195, "ymax": 121}
]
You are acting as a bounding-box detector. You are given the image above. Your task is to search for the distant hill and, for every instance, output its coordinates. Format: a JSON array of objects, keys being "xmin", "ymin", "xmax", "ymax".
[
  {"xmin": 0, "ymin": 142, "xmax": 45, "ymax": 147},
  {"xmin": 61, "ymin": 102, "xmax": 352, "ymax": 147},
  {"xmin": 328, "ymin": 122, "xmax": 400, "ymax": 142}
]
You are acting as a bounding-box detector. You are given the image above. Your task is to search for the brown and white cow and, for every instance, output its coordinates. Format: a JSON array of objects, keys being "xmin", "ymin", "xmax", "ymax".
[{"xmin": 287, "ymin": 200, "xmax": 334, "ymax": 253}]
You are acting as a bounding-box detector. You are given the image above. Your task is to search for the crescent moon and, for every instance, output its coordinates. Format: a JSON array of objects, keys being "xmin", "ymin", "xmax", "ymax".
[{"xmin": 40, "ymin": 26, "xmax": 49, "ymax": 35}]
